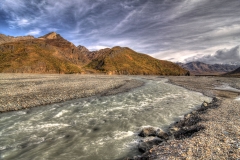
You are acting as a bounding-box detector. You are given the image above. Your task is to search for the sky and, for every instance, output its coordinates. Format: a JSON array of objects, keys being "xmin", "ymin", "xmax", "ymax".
[{"xmin": 1, "ymin": 0, "xmax": 240, "ymax": 64}]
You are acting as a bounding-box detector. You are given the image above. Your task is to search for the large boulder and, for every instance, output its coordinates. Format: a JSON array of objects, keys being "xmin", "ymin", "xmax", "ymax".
[
  {"xmin": 138, "ymin": 127, "xmax": 156, "ymax": 137},
  {"xmin": 138, "ymin": 137, "xmax": 164, "ymax": 153},
  {"xmin": 139, "ymin": 127, "xmax": 169, "ymax": 140},
  {"xmin": 156, "ymin": 129, "xmax": 169, "ymax": 140}
]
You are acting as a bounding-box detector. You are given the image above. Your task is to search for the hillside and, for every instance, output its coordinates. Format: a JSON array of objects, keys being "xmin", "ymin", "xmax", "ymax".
[
  {"xmin": 178, "ymin": 62, "xmax": 239, "ymax": 75},
  {"xmin": 223, "ymin": 67, "xmax": 240, "ymax": 77},
  {"xmin": 86, "ymin": 46, "xmax": 189, "ymax": 75},
  {"xmin": 0, "ymin": 32, "xmax": 189, "ymax": 75},
  {"xmin": 0, "ymin": 38, "xmax": 82, "ymax": 73},
  {"xmin": 0, "ymin": 34, "xmax": 34, "ymax": 45},
  {"xmin": 39, "ymin": 32, "xmax": 90, "ymax": 65}
]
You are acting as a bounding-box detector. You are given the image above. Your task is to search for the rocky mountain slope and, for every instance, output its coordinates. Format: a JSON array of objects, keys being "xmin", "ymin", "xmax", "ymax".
[
  {"xmin": 39, "ymin": 32, "xmax": 90, "ymax": 65},
  {"xmin": 223, "ymin": 67, "xmax": 240, "ymax": 77},
  {"xmin": 0, "ymin": 32, "xmax": 188, "ymax": 75},
  {"xmin": 178, "ymin": 61, "xmax": 239, "ymax": 75},
  {"xmin": 0, "ymin": 32, "xmax": 85, "ymax": 73}
]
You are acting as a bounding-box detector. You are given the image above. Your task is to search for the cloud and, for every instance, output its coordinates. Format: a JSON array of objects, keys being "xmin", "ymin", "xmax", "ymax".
[
  {"xmin": 8, "ymin": 17, "xmax": 32, "ymax": 28},
  {"xmin": 87, "ymin": 45, "xmax": 111, "ymax": 51},
  {"xmin": 26, "ymin": 28, "xmax": 41, "ymax": 36},
  {"xmin": 1, "ymin": 0, "xmax": 240, "ymax": 64},
  {"xmin": 184, "ymin": 45, "xmax": 240, "ymax": 64}
]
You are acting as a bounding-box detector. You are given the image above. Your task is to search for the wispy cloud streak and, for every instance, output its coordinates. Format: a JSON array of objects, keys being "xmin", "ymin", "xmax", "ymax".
[{"xmin": 1, "ymin": 0, "xmax": 240, "ymax": 64}]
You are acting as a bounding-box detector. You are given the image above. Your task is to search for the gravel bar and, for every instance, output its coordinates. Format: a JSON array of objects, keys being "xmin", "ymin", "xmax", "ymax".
[{"xmin": 0, "ymin": 74, "xmax": 144, "ymax": 112}]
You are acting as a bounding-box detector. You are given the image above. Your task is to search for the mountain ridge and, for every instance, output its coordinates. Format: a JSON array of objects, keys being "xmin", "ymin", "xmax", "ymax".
[
  {"xmin": 86, "ymin": 46, "xmax": 189, "ymax": 75},
  {"xmin": 223, "ymin": 67, "xmax": 240, "ymax": 77},
  {"xmin": 0, "ymin": 32, "xmax": 189, "ymax": 75},
  {"xmin": 0, "ymin": 34, "xmax": 34, "ymax": 45},
  {"xmin": 177, "ymin": 61, "xmax": 239, "ymax": 75}
]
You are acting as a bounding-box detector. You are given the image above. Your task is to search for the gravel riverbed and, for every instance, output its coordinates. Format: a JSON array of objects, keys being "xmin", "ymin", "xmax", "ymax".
[{"xmin": 0, "ymin": 74, "xmax": 144, "ymax": 112}]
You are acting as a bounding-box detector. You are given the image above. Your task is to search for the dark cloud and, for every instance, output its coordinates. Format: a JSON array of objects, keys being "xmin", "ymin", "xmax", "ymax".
[
  {"xmin": 185, "ymin": 45, "xmax": 240, "ymax": 65},
  {"xmin": 1, "ymin": 0, "xmax": 240, "ymax": 64}
]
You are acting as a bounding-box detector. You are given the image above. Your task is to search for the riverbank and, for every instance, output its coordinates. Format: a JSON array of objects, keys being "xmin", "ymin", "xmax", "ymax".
[
  {"xmin": 0, "ymin": 74, "xmax": 144, "ymax": 112},
  {"xmin": 130, "ymin": 76, "xmax": 240, "ymax": 159}
]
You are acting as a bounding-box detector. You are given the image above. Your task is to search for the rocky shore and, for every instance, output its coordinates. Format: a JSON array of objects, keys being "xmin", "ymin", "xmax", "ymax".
[
  {"xmin": 0, "ymin": 74, "xmax": 144, "ymax": 112},
  {"xmin": 127, "ymin": 76, "xmax": 240, "ymax": 159}
]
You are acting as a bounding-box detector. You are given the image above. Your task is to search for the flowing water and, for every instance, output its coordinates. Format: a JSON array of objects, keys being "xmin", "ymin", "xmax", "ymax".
[{"xmin": 0, "ymin": 78, "xmax": 211, "ymax": 160}]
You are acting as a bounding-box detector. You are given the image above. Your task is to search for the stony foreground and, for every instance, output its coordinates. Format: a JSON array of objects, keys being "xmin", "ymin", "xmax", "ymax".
[
  {"xmin": 130, "ymin": 76, "xmax": 240, "ymax": 159},
  {"xmin": 0, "ymin": 74, "xmax": 144, "ymax": 112}
]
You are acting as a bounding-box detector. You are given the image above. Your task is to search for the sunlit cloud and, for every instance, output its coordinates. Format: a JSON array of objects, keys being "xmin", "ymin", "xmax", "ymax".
[
  {"xmin": 184, "ymin": 45, "xmax": 240, "ymax": 65},
  {"xmin": 8, "ymin": 17, "xmax": 32, "ymax": 28},
  {"xmin": 26, "ymin": 28, "xmax": 41, "ymax": 36},
  {"xmin": 87, "ymin": 45, "xmax": 111, "ymax": 51},
  {"xmin": 1, "ymin": 0, "xmax": 240, "ymax": 64}
]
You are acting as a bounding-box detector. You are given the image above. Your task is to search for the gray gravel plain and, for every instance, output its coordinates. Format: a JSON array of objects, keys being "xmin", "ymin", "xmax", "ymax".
[{"xmin": 0, "ymin": 74, "xmax": 144, "ymax": 112}]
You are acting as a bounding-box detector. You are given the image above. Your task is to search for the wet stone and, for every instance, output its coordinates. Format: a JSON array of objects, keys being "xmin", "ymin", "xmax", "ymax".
[
  {"xmin": 138, "ymin": 137, "xmax": 164, "ymax": 153},
  {"xmin": 202, "ymin": 101, "xmax": 208, "ymax": 107},
  {"xmin": 65, "ymin": 135, "xmax": 71, "ymax": 138},
  {"xmin": 156, "ymin": 129, "xmax": 169, "ymax": 140},
  {"xmin": 173, "ymin": 125, "xmax": 205, "ymax": 139},
  {"xmin": 92, "ymin": 127, "xmax": 100, "ymax": 132},
  {"xmin": 139, "ymin": 127, "xmax": 156, "ymax": 137}
]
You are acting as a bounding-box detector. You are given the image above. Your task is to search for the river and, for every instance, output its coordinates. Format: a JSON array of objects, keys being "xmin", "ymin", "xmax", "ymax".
[{"xmin": 0, "ymin": 78, "xmax": 211, "ymax": 160}]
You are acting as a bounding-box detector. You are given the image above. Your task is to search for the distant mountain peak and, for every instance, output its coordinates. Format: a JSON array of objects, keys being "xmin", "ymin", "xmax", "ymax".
[
  {"xmin": 225, "ymin": 67, "xmax": 240, "ymax": 77},
  {"xmin": 77, "ymin": 45, "xmax": 89, "ymax": 52},
  {"xmin": 178, "ymin": 61, "xmax": 240, "ymax": 75},
  {"xmin": 86, "ymin": 46, "xmax": 189, "ymax": 75},
  {"xmin": 186, "ymin": 61, "xmax": 205, "ymax": 65},
  {"xmin": 112, "ymin": 46, "xmax": 122, "ymax": 50},
  {"xmin": 39, "ymin": 32, "xmax": 59, "ymax": 39}
]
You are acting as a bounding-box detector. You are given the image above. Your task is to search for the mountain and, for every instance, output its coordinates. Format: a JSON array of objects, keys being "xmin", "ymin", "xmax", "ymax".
[
  {"xmin": 0, "ymin": 32, "xmax": 85, "ymax": 73},
  {"xmin": 0, "ymin": 34, "xmax": 34, "ymax": 45},
  {"xmin": 86, "ymin": 46, "xmax": 189, "ymax": 75},
  {"xmin": 177, "ymin": 61, "xmax": 239, "ymax": 75},
  {"xmin": 0, "ymin": 32, "xmax": 189, "ymax": 75},
  {"xmin": 223, "ymin": 67, "xmax": 240, "ymax": 77},
  {"xmin": 38, "ymin": 32, "xmax": 90, "ymax": 65}
]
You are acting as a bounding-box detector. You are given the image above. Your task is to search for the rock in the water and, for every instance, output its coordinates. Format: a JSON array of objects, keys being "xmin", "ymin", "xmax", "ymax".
[
  {"xmin": 138, "ymin": 137, "xmax": 164, "ymax": 153},
  {"xmin": 139, "ymin": 127, "xmax": 169, "ymax": 140},
  {"xmin": 169, "ymin": 127, "xmax": 180, "ymax": 134},
  {"xmin": 139, "ymin": 127, "xmax": 156, "ymax": 137},
  {"xmin": 156, "ymin": 129, "xmax": 169, "ymax": 140},
  {"xmin": 184, "ymin": 113, "xmax": 191, "ymax": 119},
  {"xmin": 202, "ymin": 101, "xmax": 208, "ymax": 107}
]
